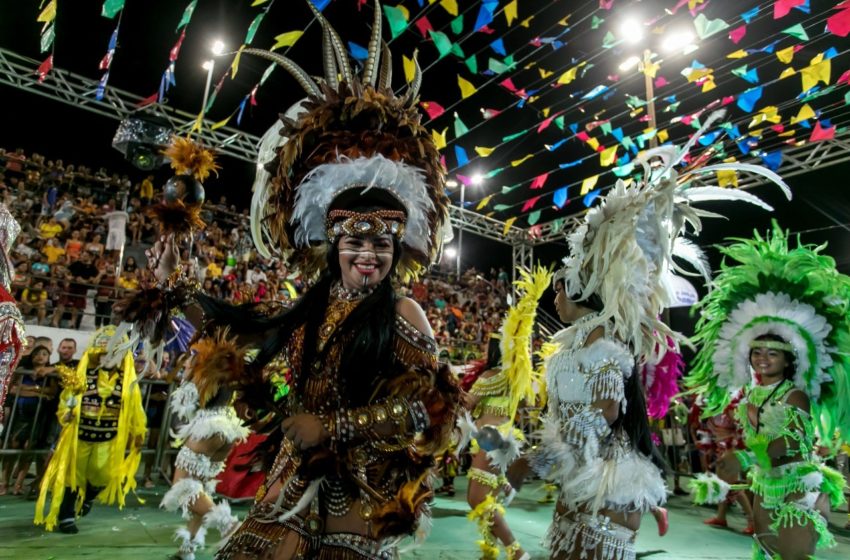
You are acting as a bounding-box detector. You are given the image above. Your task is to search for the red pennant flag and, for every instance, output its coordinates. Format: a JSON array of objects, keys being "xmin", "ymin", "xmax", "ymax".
[
  {"xmin": 771, "ymin": 124, "xmax": 785, "ymax": 133},
  {"xmin": 420, "ymin": 101, "xmax": 446, "ymax": 120},
  {"xmin": 136, "ymin": 91, "xmax": 159, "ymax": 107},
  {"xmin": 530, "ymin": 173, "xmax": 549, "ymax": 189},
  {"xmin": 250, "ymin": 84, "xmax": 259, "ymax": 106},
  {"xmin": 499, "ymin": 78, "xmax": 518, "ymax": 92},
  {"xmin": 537, "ymin": 111, "xmax": 563, "ymax": 133},
  {"xmin": 827, "ymin": 7, "xmax": 850, "ymax": 37},
  {"xmin": 478, "ymin": 25, "xmax": 496, "ymax": 34},
  {"xmin": 599, "ymin": 0, "xmax": 615, "ymax": 9},
  {"xmin": 729, "ymin": 25, "xmax": 747, "ymax": 44},
  {"xmin": 414, "ymin": 16, "xmax": 434, "ymax": 38},
  {"xmin": 439, "ymin": 155, "xmax": 447, "ymax": 170},
  {"xmin": 654, "ymin": 76, "xmax": 668, "ymax": 87},
  {"xmin": 721, "ymin": 95, "xmax": 735, "ymax": 106},
  {"xmin": 809, "ymin": 121, "xmax": 836, "ymax": 142},
  {"xmin": 522, "ymin": 195, "xmax": 542, "ymax": 212},
  {"xmin": 169, "ymin": 30, "xmax": 187, "ymax": 62},
  {"xmin": 99, "ymin": 51, "xmax": 113, "ymax": 71},
  {"xmin": 36, "ymin": 55, "xmax": 54, "ymax": 83},
  {"xmin": 528, "ymin": 225, "xmax": 542, "ymax": 238}
]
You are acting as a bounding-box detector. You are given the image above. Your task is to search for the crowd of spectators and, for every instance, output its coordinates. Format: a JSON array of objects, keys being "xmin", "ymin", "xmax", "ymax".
[{"xmin": 2, "ymin": 147, "xmax": 511, "ymax": 361}]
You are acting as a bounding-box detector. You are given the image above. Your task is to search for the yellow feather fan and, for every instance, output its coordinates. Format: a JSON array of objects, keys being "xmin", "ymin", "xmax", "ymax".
[
  {"xmin": 499, "ymin": 266, "xmax": 552, "ymax": 422},
  {"xmin": 163, "ymin": 136, "xmax": 220, "ymax": 181}
]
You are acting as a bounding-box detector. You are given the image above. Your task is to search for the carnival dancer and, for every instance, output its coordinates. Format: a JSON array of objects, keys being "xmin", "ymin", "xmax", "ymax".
[
  {"xmin": 509, "ymin": 110, "xmax": 791, "ymax": 560},
  {"xmin": 686, "ymin": 223, "xmax": 849, "ymax": 559},
  {"xmin": 0, "ymin": 203, "xmax": 25, "ymax": 433},
  {"xmin": 459, "ymin": 267, "xmax": 550, "ymax": 560},
  {"xmin": 34, "ymin": 325, "xmax": 147, "ymax": 533},
  {"xmin": 160, "ymin": 331, "xmax": 251, "ymax": 560},
  {"xmin": 132, "ymin": 2, "xmax": 461, "ymax": 558}
]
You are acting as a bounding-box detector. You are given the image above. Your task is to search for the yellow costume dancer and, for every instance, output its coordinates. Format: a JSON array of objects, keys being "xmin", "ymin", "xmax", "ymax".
[
  {"xmin": 460, "ymin": 267, "xmax": 551, "ymax": 560},
  {"xmin": 34, "ymin": 326, "xmax": 147, "ymax": 533}
]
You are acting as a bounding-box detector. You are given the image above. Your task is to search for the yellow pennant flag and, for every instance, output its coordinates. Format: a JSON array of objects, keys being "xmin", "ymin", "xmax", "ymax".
[
  {"xmin": 503, "ymin": 217, "xmax": 517, "ymax": 235},
  {"xmin": 403, "ymin": 54, "xmax": 415, "ymax": 84},
  {"xmin": 538, "ymin": 67, "xmax": 554, "ymax": 79},
  {"xmin": 779, "ymin": 67, "xmax": 796, "ymax": 80},
  {"xmin": 586, "ymin": 138, "xmax": 600, "ymax": 151},
  {"xmin": 511, "ymin": 154, "xmax": 534, "ymax": 167},
  {"xmin": 749, "ymin": 106, "xmax": 781, "ymax": 128},
  {"xmin": 458, "ymin": 75, "xmax": 477, "ymax": 99},
  {"xmin": 542, "ymin": 107, "xmax": 551, "ymax": 117},
  {"xmin": 726, "ymin": 49, "xmax": 748, "ymax": 59},
  {"xmin": 520, "ymin": 16, "xmax": 534, "ymax": 28},
  {"xmin": 557, "ymin": 65, "xmax": 580, "ymax": 85},
  {"xmin": 477, "ymin": 194, "xmax": 495, "ymax": 210},
  {"xmin": 580, "ymin": 175, "xmax": 599, "ymax": 195},
  {"xmin": 642, "ymin": 61, "xmax": 660, "ymax": 79},
  {"xmin": 251, "ymin": 0, "xmax": 270, "ymax": 5},
  {"xmin": 271, "ymin": 30, "xmax": 304, "ymax": 50},
  {"xmin": 701, "ymin": 76, "xmax": 717, "ymax": 92},
  {"xmin": 717, "ymin": 169, "xmax": 738, "ymax": 187},
  {"xmin": 432, "ymin": 127, "xmax": 448, "ymax": 150},
  {"xmin": 440, "ymin": 0, "xmax": 458, "ymax": 16},
  {"xmin": 776, "ymin": 45, "xmax": 795, "ymax": 64},
  {"xmin": 790, "ymin": 104, "xmax": 815, "ymax": 124},
  {"xmin": 657, "ymin": 129, "xmax": 669, "ymax": 143},
  {"xmin": 800, "ymin": 54, "xmax": 830, "ymax": 93},
  {"xmin": 600, "ymin": 145, "xmax": 618, "ymax": 167},
  {"xmin": 558, "ymin": 16, "xmax": 570, "ymax": 26},
  {"xmin": 230, "ymin": 45, "xmax": 245, "ymax": 79},
  {"xmin": 504, "ymin": 0, "xmax": 518, "ymax": 26},
  {"xmin": 38, "ymin": 0, "xmax": 56, "ymax": 23},
  {"xmin": 211, "ymin": 115, "xmax": 233, "ymax": 130},
  {"xmin": 191, "ymin": 112, "xmax": 204, "ymax": 133},
  {"xmin": 475, "ymin": 146, "xmax": 496, "ymax": 157}
]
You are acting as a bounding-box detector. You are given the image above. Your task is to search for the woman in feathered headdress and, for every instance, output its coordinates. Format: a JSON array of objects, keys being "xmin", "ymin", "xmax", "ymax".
[
  {"xmin": 0, "ymin": 204, "xmax": 25, "ymax": 435},
  {"xmin": 686, "ymin": 222, "xmax": 849, "ymax": 559},
  {"xmin": 459, "ymin": 267, "xmax": 550, "ymax": 560},
  {"xmin": 508, "ymin": 111, "xmax": 791, "ymax": 560},
  {"xmin": 142, "ymin": 2, "xmax": 460, "ymax": 559}
]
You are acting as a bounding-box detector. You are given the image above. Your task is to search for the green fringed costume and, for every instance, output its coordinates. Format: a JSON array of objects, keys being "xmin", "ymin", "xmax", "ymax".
[{"xmin": 685, "ymin": 222, "xmax": 850, "ymax": 559}]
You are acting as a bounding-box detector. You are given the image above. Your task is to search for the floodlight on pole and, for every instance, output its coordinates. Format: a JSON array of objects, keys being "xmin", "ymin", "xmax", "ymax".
[
  {"xmin": 211, "ymin": 39, "xmax": 226, "ymax": 56},
  {"xmin": 619, "ymin": 56, "xmax": 641, "ymax": 72},
  {"xmin": 202, "ymin": 60, "xmax": 214, "ymax": 71},
  {"xmin": 662, "ymin": 30, "xmax": 696, "ymax": 53},
  {"xmin": 444, "ymin": 246, "xmax": 457, "ymax": 259},
  {"xmin": 620, "ymin": 19, "xmax": 644, "ymax": 44},
  {"xmin": 471, "ymin": 173, "xmax": 484, "ymax": 186}
]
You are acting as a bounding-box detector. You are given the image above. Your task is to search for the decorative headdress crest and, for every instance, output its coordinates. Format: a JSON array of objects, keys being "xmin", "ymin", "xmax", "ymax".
[
  {"xmin": 246, "ymin": 0, "xmax": 450, "ymax": 280},
  {"xmin": 555, "ymin": 110, "xmax": 792, "ymax": 363}
]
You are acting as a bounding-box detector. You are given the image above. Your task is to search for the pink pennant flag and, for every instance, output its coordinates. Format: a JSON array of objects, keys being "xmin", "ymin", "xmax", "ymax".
[
  {"xmin": 414, "ymin": 15, "xmax": 434, "ymax": 38},
  {"xmin": 729, "ymin": 25, "xmax": 747, "ymax": 44},
  {"xmin": 599, "ymin": 0, "xmax": 615, "ymax": 9},
  {"xmin": 837, "ymin": 70, "xmax": 850, "ymax": 86},
  {"xmin": 420, "ymin": 101, "xmax": 446, "ymax": 120},
  {"xmin": 826, "ymin": 7, "xmax": 850, "ymax": 37},
  {"xmin": 522, "ymin": 195, "xmax": 542, "ymax": 212},
  {"xmin": 528, "ymin": 225, "xmax": 542, "ymax": 238},
  {"xmin": 481, "ymin": 107, "xmax": 502, "ymax": 119},
  {"xmin": 478, "ymin": 25, "xmax": 496, "ymax": 35},
  {"xmin": 809, "ymin": 121, "xmax": 835, "ymax": 142},
  {"xmin": 576, "ymin": 131, "xmax": 590, "ymax": 142},
  {"xmin": 529, "ymin": 37, "xmax": 543, "ymax": 47},
  {"xmin": 771, "ymin": 124, "xmax": 785, "ymax": 133},
  {"xmin": 721, "ymin": 96, "xmax": 735, "ymax": 106},
  {"xmin": 530, "ymin": 173, "xmax": 549, "ymax": 190},
  {"xmin": 500, "ymin": 78, "xmax": 518, "ymax": 92},
  {"xmin": 99, "ymin": 51, "xmax": 113, "ymax": 71},
  {"xmin": 537, "ymin": 111, "xmax": 563, "ymax": 133},
  {"xmin": 654, "ymin": 76, "xmax": 668, "ymax": 87},
  {"xmin": 36, "ymin": 55, "xmax": 54, "ymax": 83},
  {"xmin": 457, "ymin": 174, "xmax": 473, "ymax": 186},
  {"xmin": 774, "ymin": 0, "xmax": 806, "ymax": 19},
  {"xmin": 439, "ymin": 155, "xmax": 447, "ymax": 171}
]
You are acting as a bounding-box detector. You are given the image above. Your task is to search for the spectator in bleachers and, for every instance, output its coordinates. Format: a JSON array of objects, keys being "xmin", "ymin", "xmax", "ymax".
[{"xmin": 50, "ymin": 250, "xmax": 97, "ymax": 328}]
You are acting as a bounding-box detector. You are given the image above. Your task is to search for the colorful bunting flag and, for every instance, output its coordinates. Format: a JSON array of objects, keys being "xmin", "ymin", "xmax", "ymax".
[
  {"xmin": 580, "ymin": 175, "xmax": 599, "ymax": 195},
  {"xmin": 383, "ymin": 5, "xmax": 410, "ymax": 39},
  {"xmin": 272, "ymin": 31, "xmax": 303, "ymax": 50}
]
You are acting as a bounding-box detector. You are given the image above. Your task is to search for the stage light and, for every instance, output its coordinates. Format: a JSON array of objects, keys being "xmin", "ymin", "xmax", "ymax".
[
  {"xmin": 471, "ymin": 174, "xmax": 484, "ymax": 186},
  {"xmin": 620, "ymin": 19, "xmax": 644, "ymax": 44},
  {"xmin": 202, "ymin": 60, "xmax": 214, "ymax": 71},
  {"xmin": 446, "ymin": 179, "xmax": 459, "ymax": 188},
  {"xmin": 112, "ymin": 114, "xmax": 172, "ymax": 171},
  {"xmin": 619, "ymin": 56, "xmax": 640, "ymax": 71},
  {"xmin": 211, "ymin": 39, "xmax": 226, "ymax": 56},
  {"xmin": 444, "ymin": 246, "xmax": 457, "ymax": 259},
  {"xmin": 662, "ymin": 30, "xmax": 696, "ymax": 53}
]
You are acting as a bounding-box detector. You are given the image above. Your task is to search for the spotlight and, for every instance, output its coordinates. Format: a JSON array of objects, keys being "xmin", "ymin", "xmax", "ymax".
[
  {"xmin": 620, "ymin": 19, "xmax": 645, "ymax": 44},
  {"xmin": 202, "ymin": 60, "xmax": 214, "ymax": 71},
  {"xmin": 211, "ymin": 39, "xmax": 226, "ymax": 56},
  {"xmin": 112, "ymin": 113, "xmax": 172, "ymax": 171},
  {"xmin": 444, "ymin": 246, "xmax": 457, "ymax": 259},
  {"xmin": 471, "ymin": 174, "xmax": 484, "ymax": 186},
  {"xmin": 662, "ymin": 30, "xmax": 696, "ymax": 53},
  {"xmin": 446, "ymin": 179, "xmax": 459, "ymax": 188}
]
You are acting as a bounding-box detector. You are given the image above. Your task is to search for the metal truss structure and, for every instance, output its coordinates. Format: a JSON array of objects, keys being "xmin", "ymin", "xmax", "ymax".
[
  {"xmin": 4, "ymin": 46, "xmax": 850, "ymax": 269},
  {"xmin": 0, "ymin": 47, "xmax": 261, "ymax": 164}
]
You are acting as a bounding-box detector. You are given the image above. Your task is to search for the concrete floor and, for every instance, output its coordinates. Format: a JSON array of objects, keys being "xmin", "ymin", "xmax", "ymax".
[{"xmin": 0, "ymin": 478, "xmax": 848, "ymax": 559}]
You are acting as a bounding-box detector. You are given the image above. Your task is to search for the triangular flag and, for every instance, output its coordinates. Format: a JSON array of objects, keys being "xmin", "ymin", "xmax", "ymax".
[
  {"xmin": 776, "ymin": 45, "xmax": 796, "ymax": 64},
  {"xmin": 504, "ymin": 0, "xmax": 518, "ymax": 26},
  {"xmin": 511, "ymin": 154, "xmax": 534, "ymax": 167},
  {"xmin": 790, "ymin": 104, "xmax": 815, "ymax": 124},
  {"xmin": 475, "ymin": 146, "xmax": 496, "ymax": 157},
  {"xmin": 503, "ymin": 217, "xmax": 517, "ymax": 235},
  {"xmin": 454, "ymin": 113, "xmax": 469, "ymax": 137},
  {"xmin": 553, "ymin": 187, "xmax": 568, "ymax": 209},
  {"xmin": 37, "ymin": 0, "xmax": 57, "ymax": 24},
  {"xmin": 522, "ymin": 195, "xmax": 542, "ymax": 212},
  {"xmin": 383, "ymin": 5, "xmax": 410, "ymax": 39},
  {"xmin": 781, "ymin": 23, "xmax": 809, "ymax": 41},
  {"xmin": 458, "ymin": 75, "xmax": 477, "ymax": 99},
  {"xmin": 403, "ymin": 54, "xmax": 415, "ymax": 83},
  {"xmin": 440, "ymin": 0, "xmax": 458, "ymax": 17},
  {"xmin": 476, "ymin": 194, "xmax": 495, "ymax": 210},
  {"xmin": 600, "ymin": 145, "xmax": 618, "ymax": 166},
  {"xmin": 271, "ymin": 31, "xmax": 303, "ymax": 50},
  {"xmin": 432, "ymin": 127, "xmax": 448, "ymax": 150},
  {"xmin": 527, "ymin": 210, "xmax": 541, "ymax": 226},
  {"xmin": 580, "ymin": 175, "xmax": 599, "ymax": 195},
  {"xmin": 530, "ymin": 173, "xmax": 548, "ymax": 189},
  {"xmin": 420, "ymin": 101, "xmax": 445, "ymax": 120},
  {"xmin": 211, "ymin": 114, "xmax": 233, "ymax": 130}
]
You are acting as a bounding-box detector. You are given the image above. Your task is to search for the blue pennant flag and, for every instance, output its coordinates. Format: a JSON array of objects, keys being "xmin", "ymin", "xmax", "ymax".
[
  {"xmin": 553, "ymin": 187, "xmax": 568, "ymax": 209},
  {"xmin": 474, "ymin": 0, "xmax": 499, "ymax": 31},
  {"xmin": 454, "ymin": 145, "xmax": 469, "ymax": 168}
]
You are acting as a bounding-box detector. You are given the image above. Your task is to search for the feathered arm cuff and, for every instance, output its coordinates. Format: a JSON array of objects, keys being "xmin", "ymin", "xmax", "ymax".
[{"xmin": 531, "ymin": 405, "xmax": 612, "ymax": 480}]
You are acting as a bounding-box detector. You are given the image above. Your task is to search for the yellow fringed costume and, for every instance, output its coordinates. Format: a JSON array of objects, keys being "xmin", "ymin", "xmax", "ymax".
[{"xmin": 35, "ymin": 326, "xmax": 147, "ymax": 532}]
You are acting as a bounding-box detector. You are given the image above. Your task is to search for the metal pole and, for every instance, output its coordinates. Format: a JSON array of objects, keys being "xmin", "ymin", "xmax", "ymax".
[
  {"xmin": 643, "ymin": 48, "xmax": 658, "ymax": 149},
  {"xmin": 456, "ymin": 183, "xmax": 465, "ymax": 277}
]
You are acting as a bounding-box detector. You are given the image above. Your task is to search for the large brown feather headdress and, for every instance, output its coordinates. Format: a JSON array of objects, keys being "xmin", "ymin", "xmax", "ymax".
[{"xmin": 247, "ymin": 0, "xmax": 450, "ymax": 280}]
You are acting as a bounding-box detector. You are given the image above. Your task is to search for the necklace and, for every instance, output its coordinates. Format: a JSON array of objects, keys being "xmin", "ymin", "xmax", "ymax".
[{"xmin": 330, "ymin": 282, "xmax": 376, "ymax": 302}]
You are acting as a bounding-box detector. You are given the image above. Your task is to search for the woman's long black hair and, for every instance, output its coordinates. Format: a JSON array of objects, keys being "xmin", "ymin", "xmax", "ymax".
[{"xmin": 559, "ymin": 281, "xmax": 666, "ymax": 471}]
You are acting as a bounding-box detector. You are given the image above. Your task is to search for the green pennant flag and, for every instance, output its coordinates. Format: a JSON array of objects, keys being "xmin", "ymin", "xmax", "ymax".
[
  {"xmin": 527, "ymin": 210, "xmax": 541, "ymax": 226},
  {"xmin": 502, "ymin": 130, "xmax": 528, "ymax": 142},
  {"xmin": 451, "ymin": 15, "xmax": 464, "ymax": 35},
  {"xmin": 501, "ymin": 184, "xmax": 520, "ymax": 194},
  {"xmin": 101, "ymin": 0, "xmax": 125, "ymax": 18},
  {"xmin": 554, "ymin": 115, "xmax": 565, "ymax": 130},
  {"xmin": 600, "ymin": 122, "xmax": 613, "ymax": 135},
  {"xmin": 621, "ymin": 136, "xmax": 635, "ymax": 152},
  {"xmin": 176, "ymin": 0, "xmax": 198, "ymax": 31},
  {"xmin": 602, "ymin": 31, "xmax": 617, "ymax": 49},
  {"xmin": 450, "ymin": 41, "xmax": 465, "ymax": 58},
  {"xmin": 731, "ymin": 64, "xmax": 749, "ymax": 78},
  {"xmin": 383, "ymin": 5, "xmax": 409, "ymax": 39},
  {"xmin": 781, "ymin": 23, "xmax": 808, "ymax": 41},
  {"xmin": 260, "ymin": 62, "xmax": 275, "ymax": 84},
  {"xmin": 454, "ymin": 114, "xmax": 469, "ymax": 137},
  {"xmin": 550, "ymin": 218, "xmax": 565, "ymax": 233},
  {"xmin": 591, "ymin": 15, "xmax": 604, "ymax": 30},
  {"xmin": 485, "ymin": 167, "xmax": 504, "ymax": 178},
  {"xmin": 845, "ymin": 91, "xmax": 850, "ymax": 105},
  {"xmin": 204, "ymin": 90, "xmax": 218, "ymax": 113},
  {"xmin": 429, "ymin": 30, "xmax": 453, "ymax": 59},
  {"xmin": 493, "ymin": 204, "xmax": 511, "ymax": 211},
  {"xmin": 245, "ymin": 13, "xmax": 266, "ymax": 45},
  {"xmin": 464, "ymin": 54, "xmax": 478, "ymax": 74},
  {"xmin": 489, "ymin": 57, "xmax": 510, "ymax": 74},
  {"xmin": 40, "ymin": 23, "xmax": 55, "ymax": 52}
]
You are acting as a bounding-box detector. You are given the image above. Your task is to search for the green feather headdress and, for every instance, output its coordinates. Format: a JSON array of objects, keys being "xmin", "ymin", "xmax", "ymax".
[{"xmin": 685, "ymin": 221, "xmax": 850, "ymax": 444}]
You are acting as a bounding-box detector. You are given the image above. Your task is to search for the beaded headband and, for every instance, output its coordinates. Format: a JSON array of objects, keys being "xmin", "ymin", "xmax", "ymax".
[
  {"xmin": 326, "ymin": 209, "xmax": 407, "ymax": 242},
  {"xmin": 749, "ymin": 339, "xmax": 794, "ymax": 352}
]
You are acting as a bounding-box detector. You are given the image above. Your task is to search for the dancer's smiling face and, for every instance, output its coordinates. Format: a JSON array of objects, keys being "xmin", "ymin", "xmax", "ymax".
[
  {"xmin": 338, "ymin": 234, "xmax": 394, "ymax": 291},
  {"xmin": 750, "ymin": 346, "xmax": 790, "ymax": 383}
]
